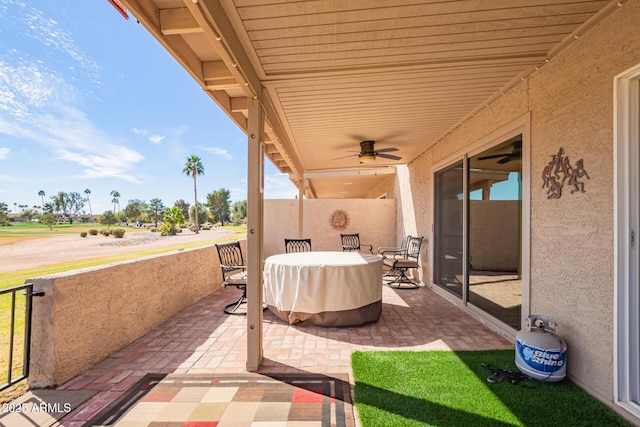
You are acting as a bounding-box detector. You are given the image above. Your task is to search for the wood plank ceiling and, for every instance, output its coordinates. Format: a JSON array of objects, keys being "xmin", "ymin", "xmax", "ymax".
[{"xmin": 120, "ymin": 0, "xmax": 617, "ymax": 198}]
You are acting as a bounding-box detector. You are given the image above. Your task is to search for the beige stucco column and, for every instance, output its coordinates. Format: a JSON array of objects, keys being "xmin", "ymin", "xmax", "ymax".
[
  {"xmin": 246, "ymin": 95, "xmax": 264, "ymax": 371},
  {"xmin": 298, "ymin": 181, "xmax": 304, "ymax": 238}
]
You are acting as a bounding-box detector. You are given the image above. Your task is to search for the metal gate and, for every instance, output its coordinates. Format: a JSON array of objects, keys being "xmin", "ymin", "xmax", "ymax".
[{"xmin": 0, "ymin": 283, "xmax": 44, "ymax": 391}]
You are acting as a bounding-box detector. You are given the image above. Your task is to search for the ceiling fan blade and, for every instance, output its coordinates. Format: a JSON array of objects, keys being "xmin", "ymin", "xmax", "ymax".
[
  {"xmin": 331, "ymin": 154, "xmax": 359, "ymax": 160},
  {"xmin": 376, "ymin": 153, "xmax": 402, "ymax": 161},
  {"xmin": 477, "ymin": 153, "xmax": 510, "ymax": 161},
  {"xmin": 375, "ymin": 147, "xmax": 399, "ymax": 153},
  {"xmin": 497, "ymin": 156, "xmax": 512, "ymax": 164}
]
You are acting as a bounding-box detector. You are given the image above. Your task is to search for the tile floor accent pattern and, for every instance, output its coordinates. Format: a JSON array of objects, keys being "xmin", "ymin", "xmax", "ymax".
[
  {"xmin": 52, "ymin": 285, "xmax": 513, "ymax": 426},
  {"xmin": 88, "ymin": 373, "xmax": 353, "ymax": 427}
]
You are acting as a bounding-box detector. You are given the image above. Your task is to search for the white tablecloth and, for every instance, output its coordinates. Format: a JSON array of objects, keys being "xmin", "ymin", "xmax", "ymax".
[{"xmin": 263, "ymin": 251, "xmax": 383, "ymax": 326}]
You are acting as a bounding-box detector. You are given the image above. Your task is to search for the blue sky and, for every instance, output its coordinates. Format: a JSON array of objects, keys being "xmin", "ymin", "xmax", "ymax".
[{"xmin": 0, "ymin": 0, "xmax": 297, "ymax": 215}]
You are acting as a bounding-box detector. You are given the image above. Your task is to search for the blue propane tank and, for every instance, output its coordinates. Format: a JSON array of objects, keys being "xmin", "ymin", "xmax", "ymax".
[{"xmin": 515, "ymin": 315, "xmax": 567, "ymax": 382}]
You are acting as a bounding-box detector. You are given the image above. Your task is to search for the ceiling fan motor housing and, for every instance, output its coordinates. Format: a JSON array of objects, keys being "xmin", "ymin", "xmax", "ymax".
[{"xmin": 360, "ymin": 140, "xmax": 375, "ymax": 154}]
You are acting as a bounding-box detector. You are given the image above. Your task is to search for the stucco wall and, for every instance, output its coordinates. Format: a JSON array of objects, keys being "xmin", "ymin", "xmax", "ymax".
[
  {"xmin": 384, "ymin": 0, "xmax": 640, "ymax": 407},
  {"xmin": 28, "ymin": 243, "xmax": 232, "ymax": 387},
  {"xmin": 264, "ymin": 199, "xmax": 397, "ymax": 258}
]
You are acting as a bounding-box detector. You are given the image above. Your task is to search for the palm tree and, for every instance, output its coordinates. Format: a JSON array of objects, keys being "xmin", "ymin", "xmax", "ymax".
[
  {"xmin": 110, "ymin": 190, "xmax": 121, "ymax": 214},
  {"xmin": 183, "ymin": 155, "xmax": 204, "ymax": 234},
  {"xmin": 38, "ymin": 190, "xmax": 45, "ymax": 210},
  {"xmin": 84, "ymin": 188, "xmax": 93, "ymax": 220}
]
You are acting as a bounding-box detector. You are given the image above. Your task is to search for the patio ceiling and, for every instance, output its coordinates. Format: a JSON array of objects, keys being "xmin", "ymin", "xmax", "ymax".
[{"xmin": 119, "ymin": 0, "xmax": 618, "ymax": 198}]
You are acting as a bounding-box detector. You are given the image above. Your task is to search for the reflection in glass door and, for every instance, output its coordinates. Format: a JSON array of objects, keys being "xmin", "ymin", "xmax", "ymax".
[
  {"xmin": 434, "ymin": 137, "xmax": 522, "ymax": 331},
  {"xmin": 468, "ymin": 137, "xmax": 522, "ymax": 330},
  {"xmin": 434, "ymin": 161, "xmax": 464, "ymax": 299}
]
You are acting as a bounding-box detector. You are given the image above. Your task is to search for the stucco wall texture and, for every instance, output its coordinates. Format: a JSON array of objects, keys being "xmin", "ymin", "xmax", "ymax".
[
  {"xmin": 28, "ymin": 244, "xmax": 229, "ymax": 387},
  {"xmin": 383, "ymin": 0, "xmax": 640, "ymax": 406},
  {"xmin": 263, "ymin": 198, "xmax": 397, "ymax": 258}
]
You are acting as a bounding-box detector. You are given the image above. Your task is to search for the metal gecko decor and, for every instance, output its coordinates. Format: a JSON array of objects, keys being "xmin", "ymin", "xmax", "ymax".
[
  {"xmin": 541, "ymin": 147, "xmax": 589, "ymax": 199},
  {"xmin": 329, "ymin": 209, "xmax": 350, "ymax": 230}
]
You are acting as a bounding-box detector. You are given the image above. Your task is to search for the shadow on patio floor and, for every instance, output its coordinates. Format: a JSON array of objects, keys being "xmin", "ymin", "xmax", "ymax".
[{"xmin": 51, "ymin": 284, "xmax": 512, "ymax": 426}]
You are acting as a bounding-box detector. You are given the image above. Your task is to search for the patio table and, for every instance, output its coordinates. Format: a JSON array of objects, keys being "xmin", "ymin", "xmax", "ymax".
[{"xmin": 263, "ymin": 251, "xmax": 383, "ymax": 326}]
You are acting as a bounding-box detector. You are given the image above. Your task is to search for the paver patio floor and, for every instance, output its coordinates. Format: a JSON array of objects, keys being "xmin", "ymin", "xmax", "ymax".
[{"xmin": 53, "ymin": 284, "xmax": 513, "ymax": 426}]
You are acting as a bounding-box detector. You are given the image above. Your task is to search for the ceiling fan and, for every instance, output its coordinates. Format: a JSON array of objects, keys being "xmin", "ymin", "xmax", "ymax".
[
  {"xmin": 477, "ymin": 140, "xmax": 522, "ymax": 164},
  {"xmin": 334, "ymin": 140, "xmax": 402, "ymax": 164}
]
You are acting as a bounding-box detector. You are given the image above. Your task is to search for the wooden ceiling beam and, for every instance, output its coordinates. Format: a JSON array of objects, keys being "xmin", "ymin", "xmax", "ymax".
[
  {"xmin": 120, "ymin": 0, "xmax": 204, "ymax": 82},
  {"xmin": 159, "ymin": 7, "xmax": 201, "ymax": 35},
  {"xmin": 183, "ymin": 0, "xmax": 259, "ymax": 97},
  {"xmin": 230, "ymin": 97, "xmax": 248, "ymax": 113}
]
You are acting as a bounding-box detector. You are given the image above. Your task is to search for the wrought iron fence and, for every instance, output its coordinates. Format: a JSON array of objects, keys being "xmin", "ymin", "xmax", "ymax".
[{"xmin": 0, "ymin": 283, "xmax": 44, "ymax": 391}]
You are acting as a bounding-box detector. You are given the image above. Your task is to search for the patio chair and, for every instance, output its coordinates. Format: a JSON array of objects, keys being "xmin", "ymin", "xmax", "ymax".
[
  {"xmin": 383, "ymin": 236, "xmax": 424, "ymax": 288},
  {"xmin": 378, "ymin": 235, "xmax": 412, "ymax": 277},
  {"xmin": 340, "ymin": 233, "xmax": 373, "ymax": 253},
  {"xmin": 284, "ymin": 238, "xmax": 312, "ymax": 253},
  {"xmin": 215, "ymin": 241, "xmax": 248, "ymax": 315}
]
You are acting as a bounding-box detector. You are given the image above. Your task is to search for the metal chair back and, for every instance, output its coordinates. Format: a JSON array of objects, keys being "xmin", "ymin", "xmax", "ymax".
[
  {"xmin": 406, "ymin": 236, "xmax": 423, "ymax": 262},
  {"xmin": 215, "ymin": 241, "xmax": 246, "ymax": 284},
  {"xmin": 284, "ymin": 238, "xmax": 312, "ymax": 253},
  {"xmin": 341, "ymin": 233, "xmax": 373, "ymax": 253}
]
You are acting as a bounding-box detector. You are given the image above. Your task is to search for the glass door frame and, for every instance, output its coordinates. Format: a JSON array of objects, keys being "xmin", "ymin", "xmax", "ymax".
[
  {"xmin": 431, "ymin": 114, "xmax": 531, "ymax": 337},
  {"xmin": 614, "ymin": 62, "xmax": 640, "ymax": 416}
]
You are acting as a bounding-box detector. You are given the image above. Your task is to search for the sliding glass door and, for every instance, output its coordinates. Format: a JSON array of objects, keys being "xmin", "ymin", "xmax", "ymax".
[
  {"xmin": 434, "ymin": 136, "xmax": 523, "ymax": 331},
  {"xmin": 434, "ymin": 161, "xmax": 464, "ymax": 298}
]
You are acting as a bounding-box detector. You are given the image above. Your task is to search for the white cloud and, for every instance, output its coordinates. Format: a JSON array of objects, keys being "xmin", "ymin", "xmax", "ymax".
[
  {"xmin": 17, "ymin": 0, "xmax": 99, "ymax": 73},
  {"xmin": 148, "ymin": 135, "xmax": 165, "ymax": 144},
  {"xmin": 131, "ymin": 128, "xmax": 148, "ymax": 136},
  {"xmin": 264, "ymin": 173, "xmax": 298, "ymax": 199},
  {"xmin": 36, "ymin": 110, "xmax": 144, "ymax": 183},
  {"xmin": 199, "ymin": 145, "xmax": 232, "ymax": 160},
  {"xmin": 0, "ymin": 147, "xmax": 9, "ymax": 159},
  {"xmin": 0, "ymin": 18, "xmax": 143, "ymax": 184}
]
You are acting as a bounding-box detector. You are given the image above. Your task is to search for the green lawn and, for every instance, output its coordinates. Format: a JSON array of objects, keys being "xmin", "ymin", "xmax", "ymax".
[
  {"xmin": 0, "ymin": 225, "xmax": 246, "ymax": 401},
  {"xmin": 352, "ymin": 350, "xmax": 631, "ymax": 427}
]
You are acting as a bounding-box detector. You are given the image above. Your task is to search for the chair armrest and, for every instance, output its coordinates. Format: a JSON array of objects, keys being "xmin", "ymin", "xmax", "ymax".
[
  {"xmin": 363, "ymin": 244, "xmax": 373, "ymax": 254},
  {"xmin": 221, "ymin": 264, "xmax": 247, "ymax": 270},
  {"xmin": 378, "ymin": 247, "xmax": 407, "ymax": 256}
]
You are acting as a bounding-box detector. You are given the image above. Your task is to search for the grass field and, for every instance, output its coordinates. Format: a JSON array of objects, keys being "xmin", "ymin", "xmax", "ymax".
[{"xmin": 0, "ymin": 223, "xmax": 246, "ymax": 402}]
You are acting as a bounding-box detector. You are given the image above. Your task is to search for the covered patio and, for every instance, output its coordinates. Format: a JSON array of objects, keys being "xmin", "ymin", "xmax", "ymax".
[
  {"xmin": 56, "ymin": 283, "xmax": 511, "ymax": 425},
  {"xmin": 9, "ymin": 0, "xmax": 639, "ymax": 423}
]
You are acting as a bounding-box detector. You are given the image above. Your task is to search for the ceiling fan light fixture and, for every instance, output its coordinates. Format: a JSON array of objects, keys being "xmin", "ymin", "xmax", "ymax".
[{"xmin": 359, "ymin": 154, "xmax": 376, "ymax": 163}]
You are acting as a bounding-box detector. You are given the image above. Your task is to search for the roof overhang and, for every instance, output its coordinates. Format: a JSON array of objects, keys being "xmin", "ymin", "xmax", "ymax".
[{"xmin": 118, "ymin": 0, "xmax": 621, "ymax": 198}]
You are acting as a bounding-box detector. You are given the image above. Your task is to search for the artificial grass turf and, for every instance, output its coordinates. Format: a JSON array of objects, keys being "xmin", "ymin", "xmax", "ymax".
[{"xmin": 352, "ymin": 350, "xmax": 632, "ymax": 427}]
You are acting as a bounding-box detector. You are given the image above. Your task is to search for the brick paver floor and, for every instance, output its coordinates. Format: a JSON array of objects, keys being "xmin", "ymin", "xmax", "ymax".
[{"xmin": 55, "ymin": 284, "xmax": 513, "ymax": 426}]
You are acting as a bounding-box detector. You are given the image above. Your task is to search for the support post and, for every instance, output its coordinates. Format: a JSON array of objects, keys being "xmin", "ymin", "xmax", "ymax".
[
  {"xmin": 298, "ymin": 181, "xmax": 304, "ymax": 238},
  {"xmin": 246, "ymin": 94, "xmax": 264, "ymax": 371}
]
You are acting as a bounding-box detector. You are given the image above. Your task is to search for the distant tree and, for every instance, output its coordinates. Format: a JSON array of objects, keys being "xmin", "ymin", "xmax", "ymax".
[
  {"xmin": 110, "ymin": 190, "xmax": 121, "ymax": 213},
  {"xmin": 39, "ymin": 212, "xmax": 57, "ymax": 230},
  {"xmin": 207, "ymin": 188, "xmax": 231, "ymax": 226},
  {"xmin": 42, "ymin": 202, "xmax": 54, "ymax": 214},
  {"xmin": 13, "ymin": 202, "xmax": 17, "ymax": 212},
  {"xmin": 115, "ymin": 211, "xmax": 127, "ymax": 224},
  {"xmin": 230, "ymin": 200, "xmax": 247, "ymax": 223},
  {"xmin": 67, "ymin": 192, "xmax": 86, "ymax": 222},
  {"xmin": 174, "ymin": 199, "xmax": 190, "ymax": 220},
  {"xmin": 159, "ymin": 206, "xmax": 185, "ymax": 236},
  {"xmin": 189, "ymin": 202, "xmax": 208, "ymax": 226},
  {"xmin": 50, "ymin": 192, "xmax": 86, "ymax": 224},
  {"xmin": 123, "ymin": 199, "xmax": 148, "ymax": 223},
  {"xmin": 149, "ymin": 198, "xmax": 165, "ymax": 227},
  {"xmin": 0, "ymin": 202, "xmax": 9, "ymax": 226},
  {"xmin": 38, "ymin": 190, "xmax": 45, "ymax": 210},
  {"xmin": 99, "ymin": 210, "xmax": 117, "ymax": 229},
  {"xmin": 183, "ymin": 155, "xmax": 204, "ymax": 234},
  {"xmin": 84, "ymin": 188, "xmax": 93, "ymax": 219},
  {"xmin": 50, "ymin": 192, "xmax": 67, "ymax": 217},
  {"xmin": 21, "ymin": 208, "xmax": 37, "ymax": 222}
]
